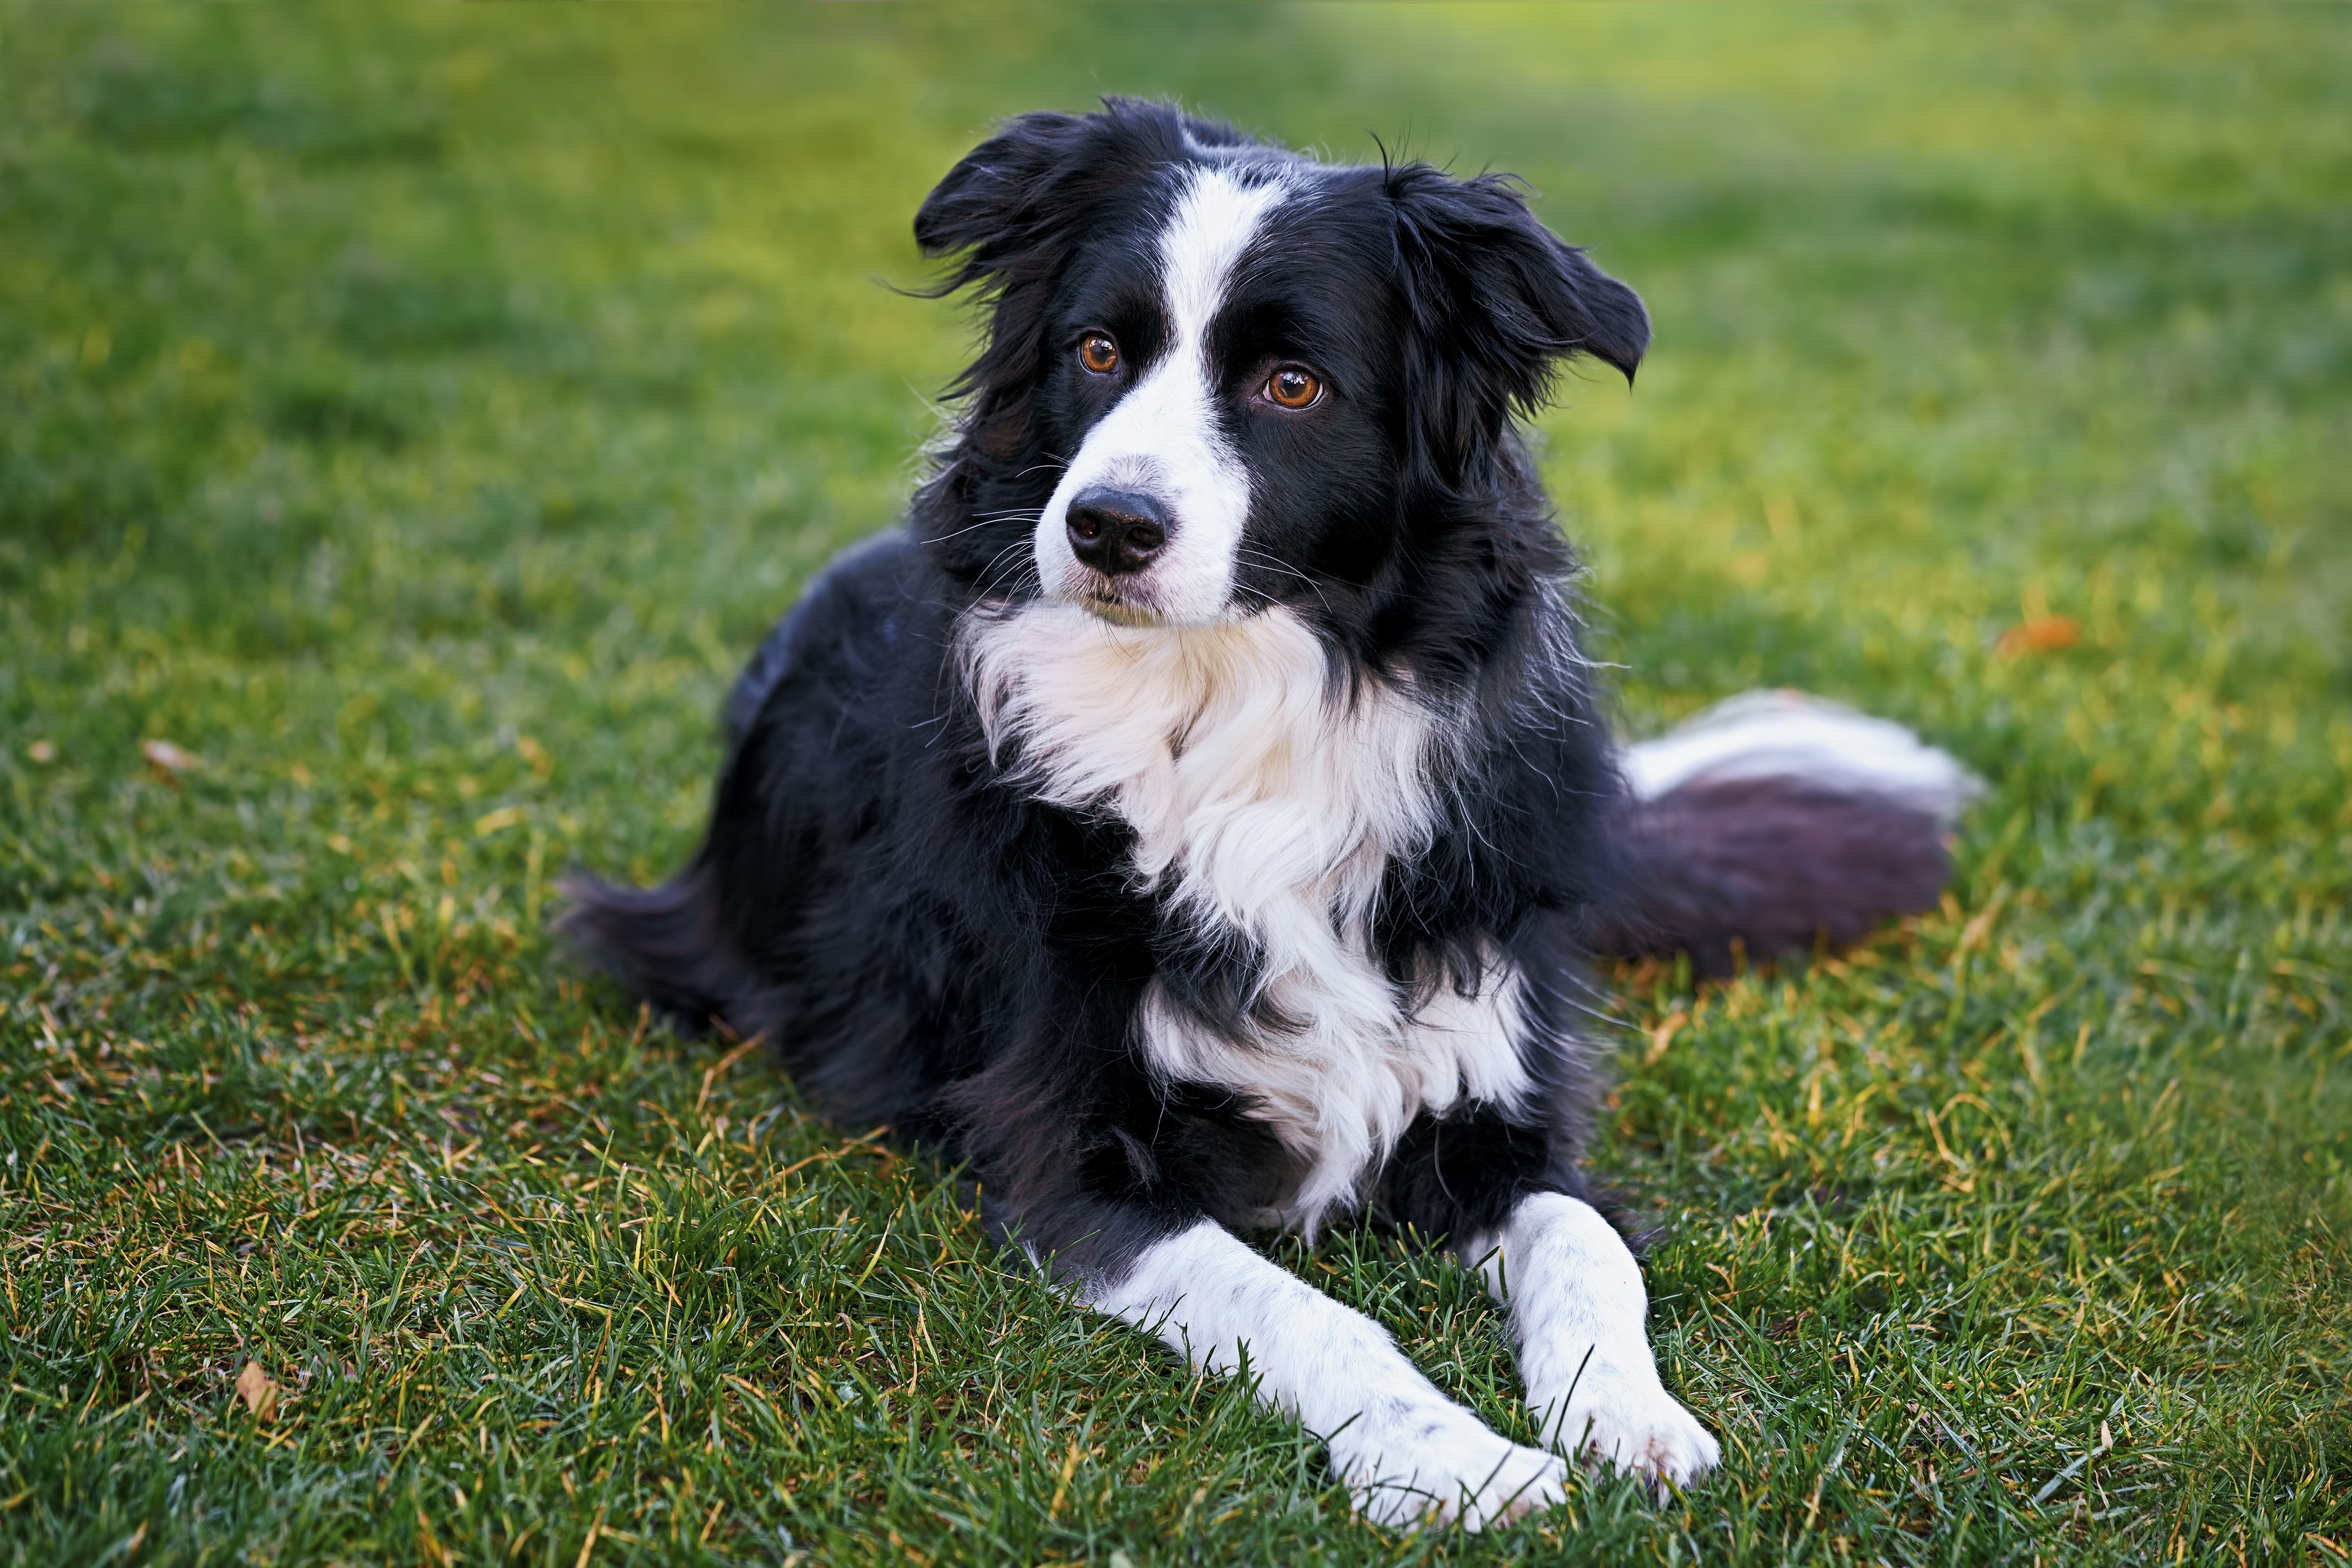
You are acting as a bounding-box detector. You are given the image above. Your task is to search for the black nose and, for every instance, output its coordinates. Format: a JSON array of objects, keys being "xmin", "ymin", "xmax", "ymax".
[{"xmin": 1065, "ymin": 489, "xmax": 1172, "ymax": 577}]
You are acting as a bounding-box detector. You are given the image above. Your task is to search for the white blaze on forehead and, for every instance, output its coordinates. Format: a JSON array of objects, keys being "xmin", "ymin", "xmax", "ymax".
[
  {"xmin": 1158, "ymin": 165, "xmax": 1289, "ymax": 352},
  {"xmin": 1032, "ymin": 165, "xmax": 1291, "ymax": 625}
]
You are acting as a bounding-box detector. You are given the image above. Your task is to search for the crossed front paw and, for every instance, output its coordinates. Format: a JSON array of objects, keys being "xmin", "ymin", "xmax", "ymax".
[
  {"xmin": 1340, "ymin": 1405, "xmax": 1571, "ymax": 1532},
  {"xmin": 1542, "ymin": 1377, "xmax": 1720, "ymax": 1492},
  {"xmin": 1337, "ymin": 1380, "xmax": 1718, "ymax": 1532}
]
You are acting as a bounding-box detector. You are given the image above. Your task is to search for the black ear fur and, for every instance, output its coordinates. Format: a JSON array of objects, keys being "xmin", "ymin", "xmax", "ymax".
[
  {"xmin": 913, "ymin": 110, "xmax": 1092, "ymax": 276},
  {"xmin": 1387, "ymin": 165, "xmax": 1649, "ymax": 480},
  {"xmin": 914, "ymin": 99, "xmax": 1225, "ymax": 455}
]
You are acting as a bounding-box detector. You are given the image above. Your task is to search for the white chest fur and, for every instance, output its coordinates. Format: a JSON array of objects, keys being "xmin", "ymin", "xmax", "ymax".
[{"xmin": 959, "ymin": 602, "xmax": 1534, "ymax": 1230}]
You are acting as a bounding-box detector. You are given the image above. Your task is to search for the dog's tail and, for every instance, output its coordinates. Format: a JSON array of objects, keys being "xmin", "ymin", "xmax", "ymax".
[
  {"xmin": 1593, "ymin": 691, "xmax": 1981, "ymax": 976},
  {"xmin": 556, "ymin": 855, "xmax": 758, "ymax": 1036}
]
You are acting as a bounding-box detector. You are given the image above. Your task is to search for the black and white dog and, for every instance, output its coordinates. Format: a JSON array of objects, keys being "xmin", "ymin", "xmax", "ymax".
[{"xmin": 568, "ymin": 100, "xmax": 1973, "ymax": 1528}]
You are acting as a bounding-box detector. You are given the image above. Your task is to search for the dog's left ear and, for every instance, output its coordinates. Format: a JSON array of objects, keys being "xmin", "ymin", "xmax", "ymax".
[{"xmin": 1387, "ymin": 165, "xmax": 1649, "ymax": 477}]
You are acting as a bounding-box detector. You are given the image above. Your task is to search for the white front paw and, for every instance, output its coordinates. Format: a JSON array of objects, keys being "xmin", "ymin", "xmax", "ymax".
[
  {"xmin": 1539, "ymin": 1372, "xmax": 1720, "ymax": 1491},
  {"xmin": 1337, "ymin": 1404, "xmax": 1571, "ymax": 1531}
]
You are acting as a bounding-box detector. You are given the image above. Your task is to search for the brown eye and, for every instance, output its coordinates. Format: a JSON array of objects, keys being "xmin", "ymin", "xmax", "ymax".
[
  {"xmin": 1080, "ymin": 334, "xmax": 1119, "ymax": 374},
  {"xmin": 1266, "ymin": 367, "xmax": 1321, "ymax": 409}
]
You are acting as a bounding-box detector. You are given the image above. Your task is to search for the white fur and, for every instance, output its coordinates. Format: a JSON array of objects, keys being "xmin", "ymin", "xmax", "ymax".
[
  {"xmin": 1464, "ymin": 1192, "xmax": 1719, "ymax": 1488},
  {"xmin": 1032, "ymin": 166, "xmax": 1290, "ymax": 625},
  {"xmin": 1090, "ymin": 1221, "xmax": 1570, "ymax": 1529},
  {"xmin": 961, "ymin": 601, "xmax": 1532, "ymax": 1232},
  {"xmin": 1621, "ymin": 689, "xmax": 1981, "ymax": 824}
]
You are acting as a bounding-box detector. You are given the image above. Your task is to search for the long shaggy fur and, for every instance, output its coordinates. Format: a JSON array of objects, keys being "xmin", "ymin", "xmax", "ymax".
[{"xmin": 563, "ymin": 98, "xmax": 1971, "ymax": 1279}]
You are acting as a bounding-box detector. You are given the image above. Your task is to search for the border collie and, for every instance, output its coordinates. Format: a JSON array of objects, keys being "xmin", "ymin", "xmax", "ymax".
[{"xmin": 566, "ymin": 100, "xmax": 1975, "ymax": 1529}]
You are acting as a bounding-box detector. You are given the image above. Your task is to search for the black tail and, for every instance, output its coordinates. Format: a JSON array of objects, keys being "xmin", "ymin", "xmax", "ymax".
[
  {"xmin": 1591, "ymin": 691, "xmax": 1978, "ymax": 977},
  {"xmin": 559, "ymin": 545, "xmax": 906, "ymax": 1037},
  {"xmin": 556, "ymin": 857, "xmax": 759, "ymax": 1036},
  {"xmin": 1593, "ymin": 776, "xmax": 1956, "ymax": 976}
]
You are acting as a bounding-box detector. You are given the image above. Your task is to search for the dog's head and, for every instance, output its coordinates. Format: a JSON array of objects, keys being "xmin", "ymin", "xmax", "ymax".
[{"xmin": 914, "ymin": 98, "xmax": 1646, "ymax": 629}]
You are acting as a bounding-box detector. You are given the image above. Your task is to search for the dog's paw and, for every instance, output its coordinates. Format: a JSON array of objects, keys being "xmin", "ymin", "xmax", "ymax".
[
  {"xmin": 1339, "ymin": 1404, "xmax": 1571, "ymax": 1532},
  {"xmin": 1544, "ymin": 1377, "xmax": 1720, "ymax": 1492}
]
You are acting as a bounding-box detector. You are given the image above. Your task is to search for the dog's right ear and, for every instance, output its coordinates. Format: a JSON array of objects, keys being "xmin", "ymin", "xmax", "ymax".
[
  {"xmin": 916, "ymin": 102, "xmax": 1187, "ymax": 455},
  {"xmin": 915, "ymin": 112, "xmax": 1098, "ymax": 454},
  {"xmin": 913, "ymin": 110, "xmax": 1095, "ymax": 283}
]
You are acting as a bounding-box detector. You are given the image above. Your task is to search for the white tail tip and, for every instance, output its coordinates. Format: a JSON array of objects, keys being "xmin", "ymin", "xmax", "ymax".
[{"xmin": 1621, "ymin": 690, "xmax": 1983, "ymax": 826}]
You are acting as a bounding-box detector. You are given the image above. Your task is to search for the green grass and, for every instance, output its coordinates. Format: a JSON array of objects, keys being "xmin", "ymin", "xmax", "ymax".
[{"xmin": 3, "ymin": 5, "xmax": 2348, "ymax": 1563}]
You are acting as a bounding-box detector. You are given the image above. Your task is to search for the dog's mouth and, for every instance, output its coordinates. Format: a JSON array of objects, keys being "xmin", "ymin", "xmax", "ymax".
[
  {"xmin": 1078, "ymin": 586, "xmax": 1167, "ymax": 628},
  {"xmin": 1041, "ymin": 545, "xmax": 1248, "ymax": 630},
  {"xmin": 1063, "ymin": 574, "xmax": 1265, "ymax": 630},
  {"xmin": 1049, "ymin": 561, "xmax": 1172, "ymax": 626}
]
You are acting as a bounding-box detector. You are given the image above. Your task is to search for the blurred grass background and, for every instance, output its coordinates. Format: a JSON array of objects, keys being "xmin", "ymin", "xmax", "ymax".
[{"xmin": 2, "ymin": 5, "xmax": 2347, "ymax": 1564}]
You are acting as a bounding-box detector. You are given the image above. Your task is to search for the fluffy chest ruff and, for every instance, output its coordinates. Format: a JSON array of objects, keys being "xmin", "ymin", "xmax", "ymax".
[{"xmin": 960, "ymin": 600, "xmax": 1534, "ymax": 1230}]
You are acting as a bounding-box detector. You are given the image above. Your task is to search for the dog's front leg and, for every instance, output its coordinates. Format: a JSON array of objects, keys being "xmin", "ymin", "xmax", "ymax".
[
  {"xmin": 1084, "ymin": 1219, "xmax": 1566, "ymax": 1530},
  {"xmin": 1472, "ymin": 1192, "xmax": 1719, "ymax": 1489}
]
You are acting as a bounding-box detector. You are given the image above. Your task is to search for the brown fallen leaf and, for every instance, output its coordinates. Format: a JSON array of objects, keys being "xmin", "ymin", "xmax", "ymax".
[
  {"xmin": 1644, "ymin": 1009, "xmax": 1689, "ymax": 1066},
  {"xmin": 234, "ymin": 1360, "xmax": 279, "ymax": 1421},
  {"xmin": 1994, "ymin": 614, "xmax": 2081, "ymax": 658}
]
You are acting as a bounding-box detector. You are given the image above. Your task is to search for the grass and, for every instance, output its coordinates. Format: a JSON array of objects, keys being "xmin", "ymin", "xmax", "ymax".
[{"xmin": 3, "ymin": 4, "xmax": 2348, "ymax": 1563}]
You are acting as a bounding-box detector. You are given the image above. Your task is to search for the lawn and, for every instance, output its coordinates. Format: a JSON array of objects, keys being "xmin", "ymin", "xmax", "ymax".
[{"xmin": 3, "ymin": 5, "xmax": 2348, "ymax": 1564}]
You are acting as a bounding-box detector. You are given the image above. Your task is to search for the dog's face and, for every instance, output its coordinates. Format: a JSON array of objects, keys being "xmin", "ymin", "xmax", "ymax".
[
  {"xmin": 914, "ymin": 101, "xmax": 1648, "ymax": 629},
  {"xmin": 1017, "ymin": 163, "xmax": 1403, "ymax": 624}
]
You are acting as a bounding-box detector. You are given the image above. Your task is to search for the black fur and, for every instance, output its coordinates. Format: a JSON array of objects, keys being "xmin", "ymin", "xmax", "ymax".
[
  {"xmin": 1592, "ymin": 777, "xmax": 1955, "ymax": 978},
  {"xmin": 565, "ymin": 99, "xmax": 1949, "ymax": 1286}
]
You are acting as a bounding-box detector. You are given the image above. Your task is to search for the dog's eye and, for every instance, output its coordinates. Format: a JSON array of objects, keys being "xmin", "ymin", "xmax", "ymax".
[
  {"xmin": 1265, "ymin": 367, "xmax": 1321, "ymax": 409},
  {"xmin": 1079, "ymin": 334, "xmax": 1119, "ymax": 375}
]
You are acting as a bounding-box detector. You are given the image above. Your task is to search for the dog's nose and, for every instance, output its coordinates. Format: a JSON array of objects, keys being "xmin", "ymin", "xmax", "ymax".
[{"xmin": 1065, "ymin": 489, "xmax": 1171, "ymax": 577}]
